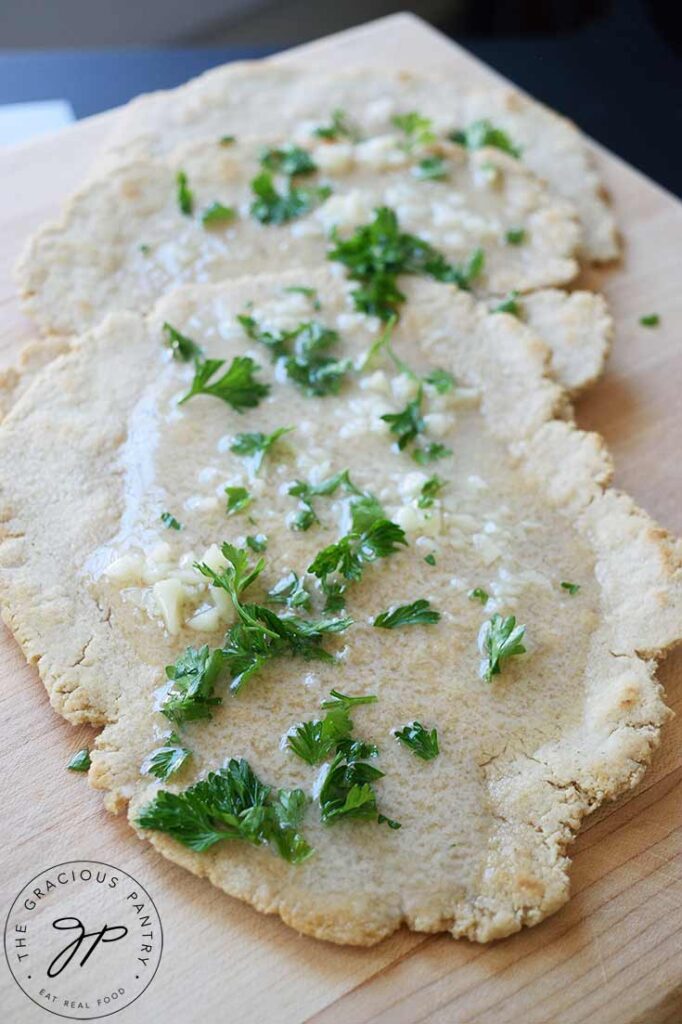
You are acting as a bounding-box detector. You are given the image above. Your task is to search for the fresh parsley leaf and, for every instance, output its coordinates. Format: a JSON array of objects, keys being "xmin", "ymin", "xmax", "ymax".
[
  {"xmin": 314, "ymin": 109, "xmax": 358, "ymax": 141},
  {"xmin": 392, "ymin": 111, "xmax": 436, "ymax": 150},
  {"xmin": 450, "ymin": 120, "xmax": 521, "ymax": 158},
  {"xmin": 196, "ymin": 543, "xmax": 351, "ymax": 691},
  {"xmin": 321, "ymin": 689, "xmax": 378, "ymax": 711},
  {"xmin": 560, "ymin": 581, "xmax": 581, "ymax": 595},
  {"xmin": 468, "ymin": 587, "xmax": 489, "ymax": 604},
  {"xmin": 230, "ymin": 426, "xmax": 293, "ymax": 473},
  {"xmin": 196, "ymin": 541, "xmax": 265, "ymax": 626},
  {"xmin": 417, "ymin": 475, "xmax": 445, "ymax": 509},
  {"xmin": 373, "ymin": 599, "xmax": 440, "ymax": 629},
  {"xmin": 288, "ymin": 468, "xmax": 363, "ymax": 531},
  {"xmin": 377, "ymin": 813, "xmax": 402, "ymax": 829},
  {"xmin": 222, "ymin": 607, "xmax": 352, "ymax": 694},
  {"xmin": 328, "ymin": 207, "xmax": 485, "ymax": 321},
  {"xmin": 219, "ymin": 135, "xmax": 236, "ymax": 146},
  {"xmin": 287, "ymin": 707, "xmax": 353, "ymax": 765},
  {"xmin": 393, "ymin": 721, "xmax": 439, "ymax": 760},
  {"xmin": 179, "ymin": 355, "xmax": 269, "ymax": 411},
  {"xmin": 176, "ymin": 169, "xmax": 194, "ymax": 215},
  {"xmin": 162, "ymin": 645, "xmax": 225, "ymax": 724},
  {"xmin": 250, "ymin": 171, "xmax": 331, "ymax": 225},
  {"xmin": 424, "ymin": 368, "xmax": 456, "ymax": 393},
  {"xmin": 412, "ymin": 442, "xmax": 452, "ymax": 464},
  {"xmin": 137, "ymin": 757, "xmax": 313, "ymax": 862},
  {"xmin": 260, "ymin": 145, "xmax": 317, "ymax": 176},
  {"xmin": 639, "ymin": 314, "xmax": 660, "ymax": 327},
  {"xmin": 308, "ymin": 497, "xmax": 407, "ymax": 590},
  {"xmin": 505, "ymin": 227, "xmax": 526, "ymax": 245},
  {"xmin": 160, "ymin": 511, "xmax": 182, "ymax": 530},
  {"xmin": 282, "ymin": 322, "xmax": 352, "ymax": 396},
  {"xmin": 478, "ymin": 614, "xmax": 526, "ymax": 682},
  {"xmin": 413, "ymin": 155, "xmax": 448, "ymax": 180},
  {"xmin": 381, "ymin": 395, "xmax": 425, "ymax": 450},
  {"xmin": 320, "ymin": 578, "xmax": 347, "ymax": 613},
  {"xmin": 163, "ymin": 321, "xmax": 203, "ymax": 363},
  {"xmin": 143, "ymin": 732, "xmax": 192, "ymax": 780},
  {"xmin": 283, "ymin": 285, "xmax": 321, "ymax": 310},
  {"xmin": 67, "ymin": 748, "xmax": 91, "ymax": 772},
  {"xmin": 201, "ymin": 201, "xmax": 236, "ymax": 227},
  {"xmin": 139, "ymin": 243, "xmax": 151, "ymax": 255},
  {"xmin": 239, "ymin": 315, "xmax": 351, "ymax": 397},
  {"xmin": 424, "ymin": 553, "xmax": 437, "ymax": 566},
  {"xmin": 246, "ymin": 533, "xmax": 268, "ymax": 552},
  {"xmin": 267, "ymin": 571, "xmax": 312, "ymax": 611},
  {"xmin": 318, "ymin": 743, "xmax": 395, "ymax": 828},
  {"xmin": 225, "ymin": 486, "xmax": 252, "ymax": 516},
  {"xmin": 492, "ymin": 291, "xmax": 521, "ymax": 317}
]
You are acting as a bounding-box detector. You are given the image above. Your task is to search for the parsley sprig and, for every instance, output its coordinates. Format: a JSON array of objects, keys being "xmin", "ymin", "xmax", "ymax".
[
  {"xmin": 179, "ymin": 355, "xmax": 269, "ymax": 412},
  {"xmin": 414, "ymin": 155, "xmax": 448, "ymax": 181},
  {"xmin": 67, "ymin": 749, "xmax": 91, "ymax": 772},
  {"xmin": 418, "ymin": 476, "xmax": 445, "ymax": 508},
  {"xmin": 161, "ymin": 645, "xmax": 225, "ymax": 725},
  {"xmin": 308, "ymin": 495, "xmax": 407, "ymax": 609},
  {"xmin": 373, "ymin": 599, "xmax": 440, "ymax": 629},
  {"xmin": 249, "ymin": 146, "xmax": 329, "ymax": 225},
  {"xmin": 319, "ymin": 748, "xmax": 398, "ymax": 828},
  {"xmin": 288, "ymin": 705, "xmax": 355, "ymax": 765},
  {"xmin": 314, "ymin": 109, "xmax": 358, "ymax": 141},
  {"xmin": 143, "ymin": 732, "xmax": 192, "ymax": 780},
  {"xmin": 391, "ymin": 111, "xmax": 436, "ymax": 151},
  {"xmin": 201, "ymin": 201, "xmax": 235, "ymax": 227},
  {"xmin": 225, "ymin": 485, "xmax": 252, "ymax": 515},
  {"xmin": 176, "ymin": 170, "xmax": 194, "ymax": 215},
  {"xmin": 267, "ymin": 571, "xmax": 312, "ymax": 611},
  {"xmin": 393, "ymin": 722, "xmax": 439, "ymax": 760},
  {"xmin": 160, "ymin": 511, "xmax": 182, "ymax": 530},
  {"xmin": 163, "ymin": 322, "xmax": 203, "ymax": 363},
  {"xmin": 288, "ymin": 468, "xmax": 363, "ymax": 531},
  {"xmin": 381, "ymin": 388, "xmax": 452, "ymax": 463},
  {"xmin": 137, "ymin": 758, "xmax": 313, "ymax": 862},
  {"xmin": 328, "ymin": 206, "xmax": 485, "ymax": 321},
  {"xmin": 197, "ymin": 543, "xmax": 352, "ymax": 693},
  {"xmin": 250, "ymin": 172, "xmax": 331, "ymax": 225},
  {"xmin": 260, "ymin": 145, "xmax": 317, "ymax": 176},
  {"xmin": 478, "ymin": 614, "xmax": 526, "ymax": 681},
  {"xmin": 230, "ymin": 426, "xmax": 293, "ymax": 473},
  {"xmin": 238, "ymin": 315, "xmax": 351, "ymax": 396},
  {"xmin": 449, "ymin": 120, "xmax": 521, "ymax": 159}
]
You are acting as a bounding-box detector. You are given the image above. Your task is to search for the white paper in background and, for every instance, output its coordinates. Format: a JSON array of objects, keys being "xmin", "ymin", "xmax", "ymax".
[{"xmin": 0, "ymin": 99, "xmax": 75, "ymax": 145}]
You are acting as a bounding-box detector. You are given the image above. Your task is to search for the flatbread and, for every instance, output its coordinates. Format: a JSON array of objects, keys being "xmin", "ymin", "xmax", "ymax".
[
  {"xmin": 17, "ymin": 134, "xmax": 580, "ymax": 339},
  {"xmin": 0, "ymin": 286, "xmax": 610, "ymax": 419},
  {"xmin": 99, "ymin": 65, "xmax": 619, "ymax": 262},
  {"xmin": 520, "ymin": 289, "xmax": 612, "ymax": 394},
  {"xmin": 1, "ymin": 268, "xmax": 677, "ymax": 945}
]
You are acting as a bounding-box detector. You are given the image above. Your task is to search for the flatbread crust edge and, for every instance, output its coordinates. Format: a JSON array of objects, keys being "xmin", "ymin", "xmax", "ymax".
[{"xmin": 0, "ymin": 271, "xmax": 677, "ymax": 946}]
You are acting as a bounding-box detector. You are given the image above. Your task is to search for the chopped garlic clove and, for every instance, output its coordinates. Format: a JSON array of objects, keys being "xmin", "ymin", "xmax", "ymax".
[{"xmin": 153, "ymin": 579, "xmax": 186, "ymax": 635}]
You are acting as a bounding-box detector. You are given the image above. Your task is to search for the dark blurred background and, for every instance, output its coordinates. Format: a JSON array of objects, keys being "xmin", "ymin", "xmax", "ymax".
[{"xmin": 0, "ymin": 0, "xmax": 679, "ymax": 193}]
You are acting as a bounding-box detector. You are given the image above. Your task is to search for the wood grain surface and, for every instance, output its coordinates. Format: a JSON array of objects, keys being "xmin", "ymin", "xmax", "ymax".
[{"xmin": 0, "ymin": 14, "xmax": 680, "ymax": 1024}]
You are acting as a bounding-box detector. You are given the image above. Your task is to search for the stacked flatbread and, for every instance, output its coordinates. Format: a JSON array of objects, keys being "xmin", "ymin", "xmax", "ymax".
[{"xmin": 1, "ymin": 61, "xmax": 680, "ymax": 946}]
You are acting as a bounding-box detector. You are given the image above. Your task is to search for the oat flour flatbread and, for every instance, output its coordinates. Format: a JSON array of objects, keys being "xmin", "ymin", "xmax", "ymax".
[
  {"xmin": 17, "ymin": 135, "xmax": 580, "ymax": 337},
  {"xmin": 99, "ymin": 65, "xmax": 618, "ymax": 262},
  {"xmin": 0, "ymin": 269, "xmax": 677, "ymax": 945}
]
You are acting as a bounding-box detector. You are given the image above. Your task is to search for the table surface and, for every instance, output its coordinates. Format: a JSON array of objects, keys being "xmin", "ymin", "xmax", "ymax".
[{"xmin": 0, "ymin": 13, "xmax": 681, "ymax": 1024}]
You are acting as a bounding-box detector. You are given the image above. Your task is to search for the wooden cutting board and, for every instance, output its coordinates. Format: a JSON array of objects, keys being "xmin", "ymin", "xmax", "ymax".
[{"xmin": 1, "ymin": 14, "xmax": 680, "ymax": 1024}]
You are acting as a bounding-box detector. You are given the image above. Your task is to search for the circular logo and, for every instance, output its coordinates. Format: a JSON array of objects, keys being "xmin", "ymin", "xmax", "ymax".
[{"xmin": 4, "ymin": 860, "xmax": 163, "ymax": 1020}]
